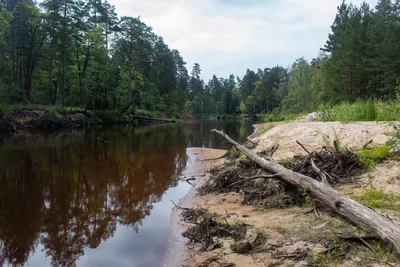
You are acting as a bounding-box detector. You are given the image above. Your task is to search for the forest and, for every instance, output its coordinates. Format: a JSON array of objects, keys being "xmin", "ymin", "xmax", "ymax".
[{"xmin": 0, "ymin": 0, "xmax": 399, "ymax": 118}]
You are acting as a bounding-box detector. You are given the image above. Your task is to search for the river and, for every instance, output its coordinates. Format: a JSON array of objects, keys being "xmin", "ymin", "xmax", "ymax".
[{"xmin": 0, "ymin": 120, "xmax": 253, "ymax": 267}]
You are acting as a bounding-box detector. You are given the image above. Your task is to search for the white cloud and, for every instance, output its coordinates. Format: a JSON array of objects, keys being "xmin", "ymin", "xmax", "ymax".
[{"xmin": 109, "ymin": 0, "xmax": 379, "ymax": 80}]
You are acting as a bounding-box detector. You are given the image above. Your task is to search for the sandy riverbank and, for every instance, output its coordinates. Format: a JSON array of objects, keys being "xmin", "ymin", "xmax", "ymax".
[
  {"xmin": 164, "ymin": 148, "xmax": 227, "ymax": 267},
  {"xmin": 170, "ymin": 121, "xmax": 400, "ymax": 267}
]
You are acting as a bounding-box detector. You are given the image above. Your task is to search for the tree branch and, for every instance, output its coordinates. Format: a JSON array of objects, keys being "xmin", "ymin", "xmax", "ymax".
[{"xmin": 230, "ymin": 173, "xmax": 282, "ymax": 186}]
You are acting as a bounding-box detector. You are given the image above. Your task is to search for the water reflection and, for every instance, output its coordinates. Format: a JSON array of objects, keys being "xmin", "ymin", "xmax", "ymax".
[{"xmin": 0, "ymin": 120, "xmax": 253, "ymax": 266}]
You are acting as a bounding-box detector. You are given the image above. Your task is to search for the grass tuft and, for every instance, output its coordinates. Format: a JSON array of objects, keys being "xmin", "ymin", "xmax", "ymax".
[
  {"xmin": 354, "ymin": 181, "xmax": 399, "ymax": 211},
  {"xmin": 359, "ymin": 145, "xmax": 390, "ymax": 168},
  {"xmin": 317, "ymin": 99, "xmax": 400, "ymax": 122}
]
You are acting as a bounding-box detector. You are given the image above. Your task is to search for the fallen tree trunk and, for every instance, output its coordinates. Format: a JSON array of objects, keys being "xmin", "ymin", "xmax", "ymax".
[{"xmin": 211, "ymin": 129, "xmax": 400, "ymax": 253}]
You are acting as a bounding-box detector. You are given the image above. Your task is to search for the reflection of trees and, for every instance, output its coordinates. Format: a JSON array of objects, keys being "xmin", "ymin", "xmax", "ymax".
[
  {"xmin": 0, "ymin": 125, "xmax": 187, "ymax": 266},
  {"xmin": 0, "ymin": 149, "xmax": 43, "ymax": 266},
  {"xmin": 181, "ymin": 120, "xmax": 253, "ymax": 149}
]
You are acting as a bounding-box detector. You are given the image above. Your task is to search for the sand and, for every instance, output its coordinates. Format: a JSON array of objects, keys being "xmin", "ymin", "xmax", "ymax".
[
  {"xmin": 169, "ymin": 121, "xmax": 400, "ymax": 267},
  {"xmin": 252, "ymin": 121, "xmax": 393, "ymax": 158}
]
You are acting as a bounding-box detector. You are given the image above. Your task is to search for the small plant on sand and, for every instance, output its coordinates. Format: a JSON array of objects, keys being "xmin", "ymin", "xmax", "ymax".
[
  {"xmin": 239, "ymin": 153, "xmax": 247, "ymax": 161},
  {"xmin": 332, "ymin": 128, "xmax": 342, "ymax": 150},
  {"xmin": 366, "ymin": 241, "xmax": 394, "ymax": 263},
  {"xmin": 355, "ymin": 179, "xmax": 398, "ymax": 210},
  {"xmin": 319, "ymin": 128, "xmax": 342, "ymax": 150},
  {"xmin": 359, "ymin": 144, "xmax": 390, "ymax": 168},
  {"xmin": 313, "ymin": 236, "xmax": 347, "ymax": 266},
  {"xmin": 387, "ymin": 137, "xmax": 400, "ymax": 154},
  {"xmin": 301, "ymin": 188, "xmax": 315, "ymax": 208}
]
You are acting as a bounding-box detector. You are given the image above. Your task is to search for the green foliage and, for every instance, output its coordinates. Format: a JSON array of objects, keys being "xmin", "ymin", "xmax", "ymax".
[
  {"xmin": 0, "ymin": 104, "xmax": 80, "ymax": 113},
  {"xmin": 0, "ymin": 8, "xmax": 13, "ymax": 46},
  {"xmin": 367, "ymin": 241, "xmax": 394, "ymax": 262},
  {"xmin": 41, "ymin": 111, "xmax": 62, "ymax": 123},
  {"xmin": 0, "ymin": 84, "xmax": 24, "ymax": 104},
  {"xmin": 317, "ymin": 99, "xmax": 400, "ymax": 122},
  {"xmin": 313, "ymin": 240, "xmax": 344, "ymax": 267},
  {"xmin": 359, "ymin": 145, "xmax": 390, "ymax": 168},
  {"xmin": 238, "ymin": 154, "xmax": 247, "ymax": 161},
  {"xmin": 135, "ymin": 109, "xmax": 164, "ymax": 119},
  {"xmin": 0, "ymin": 0, "xmax": 399, "ymax": 121},
  {"xmin": 318, "ymin": 100, "xmax": 376, "ymax": 122},
  {"xmin": 282, "ymin": 58, "xmax": 314, "ymax": 113},
  {"xmin": 0, "ymin": 0, "xmax": 190, "ymax": 115},
  {"xmin": 258, "ymin": 110, "xmax": 305, "ymax": 122},
  {"xmin": 301, "ymin": 188, "xmax": 315, "ymax": 208},
  {"xmin": 387, "ymin": 137, "xmax": 400, "ymax": 153},
  {"xmin": 92, "ymin": 110, "xmax": 122, "ymax": 122},
  {"xmin": 355, "ymin": 181, "xmax": 399, "ymax": 210},
  {"xmin": 384, "ymin": 85, "xmax": 400, "ymax": 134}
]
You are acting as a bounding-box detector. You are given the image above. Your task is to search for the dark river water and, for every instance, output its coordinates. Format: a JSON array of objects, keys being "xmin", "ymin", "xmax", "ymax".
[{"xmin": 0, "ymin": 120, "xmax": 253, "ymax": 267}]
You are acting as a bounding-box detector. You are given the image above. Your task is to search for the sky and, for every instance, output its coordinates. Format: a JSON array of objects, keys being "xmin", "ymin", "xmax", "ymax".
[{"xmin": 109, "ymin": 0, "xmax": 378, "ymax": 81}]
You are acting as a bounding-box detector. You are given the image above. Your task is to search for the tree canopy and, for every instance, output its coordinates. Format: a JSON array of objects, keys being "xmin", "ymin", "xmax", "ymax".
[{"xmin": 0, "ymin": 0, "xmax": 399, "ymax": 117}]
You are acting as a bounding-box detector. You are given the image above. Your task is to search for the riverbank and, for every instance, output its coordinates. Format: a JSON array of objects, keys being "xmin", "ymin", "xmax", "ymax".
[
  {"xmin": 164, "ymin": 148, "xmax": 227, "ymax": 267},
  {"xmin": 173, "ymin": 121, "xmax": 400, "ymax": 267},
  {"xmin": 0, "ymin": 107, "xmax": 171, "ymax": 132}
]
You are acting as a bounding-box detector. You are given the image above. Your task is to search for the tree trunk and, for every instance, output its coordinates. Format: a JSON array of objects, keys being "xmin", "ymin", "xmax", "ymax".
[
  {"xmin": 12, "ymin": 33, "xmax": 15, "ymax": 82},
  {"xmin": 60, "ymin": 54, "xmax": 65, "ymax": 106},
  {"xmin": 211, "ymin": 129, "xmax": 400, "ymax": 253},
  {"xmin": 48, "ymin": 55, "xmax": 53, "ymax": 103},
  {"xmin": 105, "ymin": 21, "xmax": 109, "ymax": 51},
  {"xmin": 128, "ymin": 46, "xmax": 133, "ymax": 104},
  {"xmin": 76, "ymin": 51, "xmax": 83, "ymax": 104},
  {"xmin": 60, "ymin": 0, "xmax": 67, "ymax": 106}
]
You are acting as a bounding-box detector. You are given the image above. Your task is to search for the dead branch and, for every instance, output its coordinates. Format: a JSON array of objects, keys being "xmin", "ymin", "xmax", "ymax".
[
  {"xmin": 296, "ymin": 141, "xmax": 311, "ymax": 155},
  {"xmin": 186, "ymin": 178, "xmax": 196, "ymax": 185},
  {"xmin": 269, "ymin": 145, "xmax": 280, "ymax": 158},
  {"xmin": 229, "ymin": 174, "xmax": 282, "ymax": 187},
  {"xmin": 210, "ymin": 129, "xmax": 400, "ymax": 254},
  {"xmin": 310, "ymin": 159, "xmax": 329, "ymax": 185},
  {"xmin": 171, "ymin": 200, "xmax": 179, "ymax": 209},
  {"xmin": 363, "ymin": 139, "xmax": 373, "ymax": 148},
  {"xmin": 204, "ymin": 149, "xmax": 231, "ymax": 161}
]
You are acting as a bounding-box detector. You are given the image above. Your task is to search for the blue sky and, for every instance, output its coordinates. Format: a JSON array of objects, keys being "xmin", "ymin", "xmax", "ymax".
[{"xmin": 109, "ymin": 0, "xmax": 379, "ymax": 81}]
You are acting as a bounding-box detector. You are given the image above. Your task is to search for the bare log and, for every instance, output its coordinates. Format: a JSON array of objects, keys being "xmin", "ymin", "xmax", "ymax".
[{"xmin": 211, "ymin": 129, "xmax": 400, "ymax": 253}]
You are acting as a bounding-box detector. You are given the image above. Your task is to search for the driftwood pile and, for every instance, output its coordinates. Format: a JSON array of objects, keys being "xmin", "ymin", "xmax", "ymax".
[
  {"xmin": 181, "ymin": 208, "xmax": 247, "ymax": 252},
  {"xmin": 199, "ymin": 141, "xmax": 363, "ymax": 209},
  {"xmin": 289, "ymin": 141, "xmax": 361, "ymax": 186},
  {"xmin": 209, "ymin": 129, "xmax": 400, "ymax": 254}
]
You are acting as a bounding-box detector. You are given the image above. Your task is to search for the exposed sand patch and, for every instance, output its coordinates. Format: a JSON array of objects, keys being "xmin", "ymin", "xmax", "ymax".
[
  {"xmin": 180, "ymin": 192, "xmax": 344, "ymax": 267},
  {"xmin": 360, "ymin": 160, "xmax": 400, "ymax": 194},
  {"xmin": 252, "ymin": 122, "xmax": 393, "ymax": 158},
  {"xmin": 338, "ymin": 160, "xmax": 400, "ymax": 197},
  {"xmin": 173, "ymin": 122, "xmax": 400, "ymax": 267}
]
